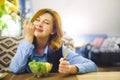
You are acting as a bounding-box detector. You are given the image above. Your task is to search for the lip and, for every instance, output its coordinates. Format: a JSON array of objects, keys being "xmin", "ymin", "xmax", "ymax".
[{"xmin": 35, "ymin": 28, "xmax": 43, "ymax": 32}]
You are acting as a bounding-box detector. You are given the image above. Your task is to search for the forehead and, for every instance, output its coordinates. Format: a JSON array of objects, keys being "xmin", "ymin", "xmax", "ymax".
[{"xmin": 37, "ymin": 13, "xmax": 53, "ymax": 21}]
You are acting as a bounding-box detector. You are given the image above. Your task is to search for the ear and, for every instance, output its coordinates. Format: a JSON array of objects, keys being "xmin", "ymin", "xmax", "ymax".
[
  {"xmin": 51, "ymin": 32, "xmax": 54, "ymax": 35},
  {"xmin": 51, "ymin": 29, "xmax": 57, "ymax": 35},
  {"xmin": 51, "ymin": 30, "xmax": 57, "ymax": 35}
]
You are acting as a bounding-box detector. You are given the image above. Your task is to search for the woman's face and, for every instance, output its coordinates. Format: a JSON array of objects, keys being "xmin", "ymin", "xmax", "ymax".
[{"xmin": 33, "ymin": 13, "xmax": 54, "ymax": 39}]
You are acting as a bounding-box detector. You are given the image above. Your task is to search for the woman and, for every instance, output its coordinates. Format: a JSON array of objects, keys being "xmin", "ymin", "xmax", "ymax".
[{"xmin": 9, "ymin": 8, "xmax": 97, "ymax": 74}]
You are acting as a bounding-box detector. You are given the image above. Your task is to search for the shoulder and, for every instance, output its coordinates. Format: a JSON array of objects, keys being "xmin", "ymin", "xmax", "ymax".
[{"xmin": 18, "ymin": 39, "xmax": 35, "ymax": 49}]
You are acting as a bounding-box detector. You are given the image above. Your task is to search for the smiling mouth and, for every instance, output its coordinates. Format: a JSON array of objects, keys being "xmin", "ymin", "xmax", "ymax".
[{"xmin": 35, "ymin": 28, "xmax": 43, "ymax": 32}]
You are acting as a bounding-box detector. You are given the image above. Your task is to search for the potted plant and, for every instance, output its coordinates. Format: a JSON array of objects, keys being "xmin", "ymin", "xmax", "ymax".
[
  {"xmin": 0, "ymin": 0, "xmax": 19, "ymax": 36},
  {"xmin": 0, "ymin": 3, "xmax": 8, "ymax": 35}
]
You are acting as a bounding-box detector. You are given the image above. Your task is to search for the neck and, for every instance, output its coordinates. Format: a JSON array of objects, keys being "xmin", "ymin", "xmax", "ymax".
[
  {"xmin": 36, "ymin": 37, "xmax": 49, "ymax": 46},
  {"xmin": 35, "ymin": 37, "xmax": 49, "ymax": 54}
]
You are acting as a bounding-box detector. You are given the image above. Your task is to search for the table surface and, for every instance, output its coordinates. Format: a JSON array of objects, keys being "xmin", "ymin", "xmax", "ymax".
[
  {"xmin": 77, "ymin": 72, "xmax": 120, "ymax": 80},
  {"xmin": 1, "ymin": 72, "xmax": 77, "ymax": 80},
  {"xmin": 1, "ymin": 72, "xmax": 120, "ymax": 80}
]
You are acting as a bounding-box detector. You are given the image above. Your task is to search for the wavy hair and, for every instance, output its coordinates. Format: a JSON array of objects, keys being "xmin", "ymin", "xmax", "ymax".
[{"xmin": 31, "ymin": 8, "xmax": 64, "ymax": 51}]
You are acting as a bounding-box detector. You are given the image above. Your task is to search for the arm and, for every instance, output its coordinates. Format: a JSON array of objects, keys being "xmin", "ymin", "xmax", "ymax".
[
  {"xmin": 70, "ymin": 55, "xmax": 98, "ymax": 74},
  {"xmin": 9, "ymin": 39, "xmax": 34, "ymax": 74},
  {"xmin": 9, "ymin": 20, "xmax": 35, "ymax": 74},
  {"xmin": 59, "ymin": 46, "xmax": 98, "ymax": 74}
]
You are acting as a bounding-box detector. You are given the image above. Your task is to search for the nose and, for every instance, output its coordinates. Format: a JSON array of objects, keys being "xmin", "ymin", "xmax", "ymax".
[{"xmin": 36, "ymin": 21, "xmax": 43, "ymax": 27}]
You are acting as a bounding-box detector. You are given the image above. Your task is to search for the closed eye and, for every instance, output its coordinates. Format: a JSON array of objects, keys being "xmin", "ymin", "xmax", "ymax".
[
  {"xmin": 44, "ymin": 21, "xmax": 50, "ymax": 25},
  {"xmin": 44, "ymin": 19, "xmax": 50, "ymax": 25}
]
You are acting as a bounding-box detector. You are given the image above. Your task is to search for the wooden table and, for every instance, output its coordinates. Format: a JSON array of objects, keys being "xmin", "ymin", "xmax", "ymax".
[
  {"xmin": 77, "ymin": 72, "xmax": 120, "ymax": 80},
  {"xmin": 1, "ymin": 72, "xmax": 77, "ymax": 80},
  {"xmin": 1, "ymin": 72, "xmax": 120, "ymax": 80}
]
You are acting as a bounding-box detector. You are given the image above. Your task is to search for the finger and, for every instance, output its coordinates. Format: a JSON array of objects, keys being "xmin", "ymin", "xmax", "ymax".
[
  {"xmin": 60, "ymin": 61, "xmax": 70, "ymax": 66},
  {"xmin": 59, "ymin": 65, "xmax": 69, "ymax": 70},
  {"xmin": 59, "ymin": 69, "xmax": 66, "ymax": 73},
  {"xmin": 59, "ymin": 65, "xmax": 71, "ymax": 74},
  {"xmin": 26, "ymin": 21, "xmax": 31, "ymax": 28},
  {"xmin": 24, "ymin": 19, "xmax": 29, "ymax": 24},
  {"xmin": 23, "ymin": 20, "xmax": 29, "ymax": 27},
  {"xmin": 59, "ymin": 58, "xmax": 64, "ymax": 62},
  {"xmin": 30, "ymin": 22, "xmax": 35, "ymax": 29},
  {"xmin": 59, "ymin": 68, "xmax": 69, "ymax": 74},
  {"xmin": 59, "ymin": 62, "xmax": 70, "ymax": 72}
]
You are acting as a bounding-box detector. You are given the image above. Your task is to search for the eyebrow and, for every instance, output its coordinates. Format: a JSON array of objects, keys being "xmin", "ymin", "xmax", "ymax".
[
  {"xmin": 36, "ymin": 17, "xmax": 51, "ymax": 22},
  {"xmin": 44, "ymin": 19, "xmax": 50, "ymax": 22}
]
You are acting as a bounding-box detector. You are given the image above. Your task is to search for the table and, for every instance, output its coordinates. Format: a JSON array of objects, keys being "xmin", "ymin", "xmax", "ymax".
[
  {"xmin": 1, "ymin": 72, "xmax": 120, "ymax": 80},
  {"xmin": 77, "ymin": 72, "xmax": 120, "ymax": 80},
  {"xmin": 1, "ymin": 72, "xmax": 77, "ymax": 80}
]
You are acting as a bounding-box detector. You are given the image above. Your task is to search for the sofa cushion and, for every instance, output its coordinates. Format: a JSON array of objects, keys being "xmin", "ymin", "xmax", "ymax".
[
  {"xmin": 0, "ymin": 36, "xmax": 23, "ymax": 70},
  {"xmin": 92, "ymin": 37, "xmax": 105, "ymax": 47}
]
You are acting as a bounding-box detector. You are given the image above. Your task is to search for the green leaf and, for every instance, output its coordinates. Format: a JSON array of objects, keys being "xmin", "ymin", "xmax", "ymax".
[
  {"xmin": 0, "ymin": 20, "xmax": 8, "ymax": 30},
  {"xmin": 0, "ymin": 12, "xmax": 2, "ymax": 18},
  {"xmin": 2, "ymin": 23, "xmax": 7, "ymax": 29},
  {"xmin": 9, "ymin": 13, "xmax": 16, "ymax": 22},
  {"xmin": 0, "ymin": 4, "xmax": 8, "ymax": 15}
]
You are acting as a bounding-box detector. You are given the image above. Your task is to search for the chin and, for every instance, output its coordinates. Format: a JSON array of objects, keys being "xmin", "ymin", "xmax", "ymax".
[{"xmin": 34, "ymin": 31, "xmax": 42, "ymax": 37}]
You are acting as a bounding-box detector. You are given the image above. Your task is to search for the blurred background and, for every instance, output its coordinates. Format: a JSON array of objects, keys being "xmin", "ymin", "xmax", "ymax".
[
  {"xmin": 0, "ymin": 0, "xmax": 120, "ymax": 37},
  {"xmin": 31, "ymin": 0, "xmax": 120, "ymax": 36},
  {"xmin": 0, "ymin": 0, "xmax": 32, "ymax": 36}
]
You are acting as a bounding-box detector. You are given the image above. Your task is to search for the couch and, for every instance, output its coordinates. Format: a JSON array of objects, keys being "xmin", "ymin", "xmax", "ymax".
[
  {"xmin": 75, "ymin": 34, "xmax": 120, "ymax": 66},
  {"xmin": 0, "ymin": 36, "xmax": 23, "ymax": 71},
  {"xmin": 75, "ymin": 34, "xmax": 108, "ymax": 57},
  {"xmin": 90, "ymin": 36, "xmax": 120, "ymax": 66}
]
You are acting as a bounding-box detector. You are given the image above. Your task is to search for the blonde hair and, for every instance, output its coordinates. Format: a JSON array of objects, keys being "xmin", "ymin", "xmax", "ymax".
[{"xmin": 31, "ymin": 8, "xmax": 64, "ymax": 51}]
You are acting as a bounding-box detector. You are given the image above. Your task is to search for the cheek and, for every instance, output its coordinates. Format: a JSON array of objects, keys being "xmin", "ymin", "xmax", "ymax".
[
  {"xmin": 45, "ymin": 29, "xmax": 53, "ymax": 35},
  {"xmin": 45, "ymin": 25, "xmax": 53, "ymax": 32},
  {"xmin": 33, "ymin": 22, "xmax": 36, "ymax": 25}
]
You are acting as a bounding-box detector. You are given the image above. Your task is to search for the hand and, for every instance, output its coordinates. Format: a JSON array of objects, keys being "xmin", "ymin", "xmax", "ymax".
[
  {"xmin": 58, "ymin": 58, "xmax": 78, "ymax": 74},
  {"xmin": 23, "ymin": 20, "xmax": 35, "ymax": 43},
  {"xmin": 58, "ymin": 58, "xmax": 71, "ymax": 74}
]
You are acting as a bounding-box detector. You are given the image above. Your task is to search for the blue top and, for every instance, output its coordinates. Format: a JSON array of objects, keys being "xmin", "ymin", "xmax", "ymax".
[{"xmin": 9, "ymin": 39, "xmax": 97, "ymax": 74}]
